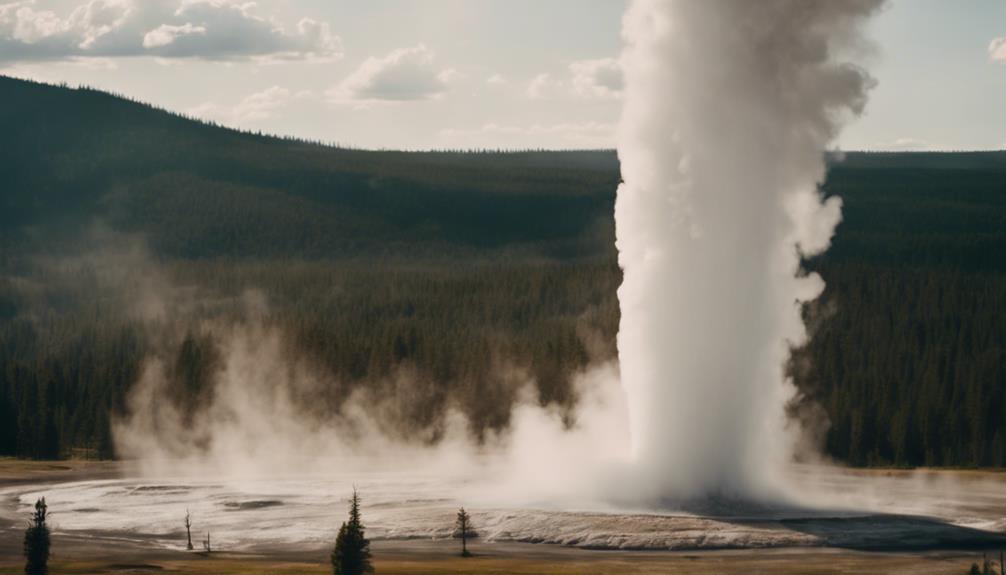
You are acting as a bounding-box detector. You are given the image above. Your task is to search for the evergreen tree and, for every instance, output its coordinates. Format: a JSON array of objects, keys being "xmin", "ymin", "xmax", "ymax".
[
  {"xmin": 455, "ymin": 507, "xmax": 475, "ymax": 557},
  {"xmin": 24, "ymin": 497, "xmax": 50, "ymax": 575},
  {"xmin": 331, "ymin": 489, "xmax": 373, "ymax": 575}
]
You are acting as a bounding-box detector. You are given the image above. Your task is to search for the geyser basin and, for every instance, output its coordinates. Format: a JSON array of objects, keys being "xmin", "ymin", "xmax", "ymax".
[{"xmin": 5, "ymin": 467, "xmax": 1005, "ymax": 552}]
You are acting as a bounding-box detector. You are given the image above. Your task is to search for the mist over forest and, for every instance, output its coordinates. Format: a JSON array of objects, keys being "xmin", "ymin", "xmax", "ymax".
[{"xmin": 2, "ymin": 75, "xmax": 1004, "ymax": 468}]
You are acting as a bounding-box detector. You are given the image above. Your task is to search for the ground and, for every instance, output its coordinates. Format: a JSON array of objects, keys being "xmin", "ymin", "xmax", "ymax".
[
  {"xmin": 0, "ymin": 542, "xmax": 994, "ymax": 574},
  {"xmin": 0, "ymin": 459, "xmax": 1001, "ymax": 574}
]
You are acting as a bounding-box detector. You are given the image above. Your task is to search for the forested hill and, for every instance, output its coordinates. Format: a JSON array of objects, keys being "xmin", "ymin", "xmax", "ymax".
[
  {"xmin": 1, "ymin": 74, "xmax": 1005, "ymax": 468},
  {"xmin": 0, "ymin": 75, "xmax": 618, "ymax": 261}
]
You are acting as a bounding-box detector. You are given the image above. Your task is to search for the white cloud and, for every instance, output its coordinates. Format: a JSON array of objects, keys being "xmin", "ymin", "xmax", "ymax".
[
  {"xmin": 525, "ymin": 59, "xmax": 623, "ymax": 100},
  {"xmin": 569, "ymin": 57, "xmax": 622, "ymax": 99},
  {"xmin": 990, "ymin": 37, "xmax": 1006, "ymax": 63},
  {"xmin": 525, "ymin": 72, "xmax": 563, "ymax": 99},
  {"xmin": 142, "ymin": 22, "xmax": 204, "ymax": 48},
  {"xmin": 330, "ymin": 44, "xmax": 452, "ymax": 102},
  {"xmin": 440, "ymin": 121, "xmax": 615, "ymax": 149},
  {"xmin": 871, "ymin": 137, "xmax": 937, "ymax": 152},
  {"xmin": 187, "ymin": 85, "xmax": 310, "ymax": 126},
  {"xmin": 436, "ymin": 67, "xmax": 459, "ymax": 84},
  {"xmin": 0, "ymin": 0, "xmax": 342, "ymax": 62},
  {"xmin": 486, "ymin": 73, "xmax": 506, "ymax": 85}
]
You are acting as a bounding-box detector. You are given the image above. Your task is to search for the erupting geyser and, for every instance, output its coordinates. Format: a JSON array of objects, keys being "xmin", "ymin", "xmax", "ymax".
[{"xmin": 615, "ymin": 0, "xmax": 884, "ymax": 501}]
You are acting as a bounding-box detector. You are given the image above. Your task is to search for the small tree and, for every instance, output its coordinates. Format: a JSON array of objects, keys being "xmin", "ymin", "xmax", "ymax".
[
  {"xmin": 202, "ymin": 532, "xmax": 211, "ymax": 553},
  {"xmin": 24, "ymin": 497, "xmax": 50, "ymax": 575},
  {"xmin": 455, "ymin": 507, "xmax": 476, "ymax": 557},
  {"xmin": 184, "ymin": 510, "xmax": 193, "ymax": 550},
  {"xmin": 331, "ymin": 489, "xmax": 373, "ymax": 575}
]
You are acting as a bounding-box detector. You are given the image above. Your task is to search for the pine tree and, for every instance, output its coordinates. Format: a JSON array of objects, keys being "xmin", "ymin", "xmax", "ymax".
[
  {"xmin": 455, "ymin": 507, "xmax": 475, "ymax": 557},
  {"xmin": 331, "ymin": 489, "xmax": 373, "ymax": 575},
  {"xmin": 24, "ymin": 497, "xmax": 50, "ymax": 575}
]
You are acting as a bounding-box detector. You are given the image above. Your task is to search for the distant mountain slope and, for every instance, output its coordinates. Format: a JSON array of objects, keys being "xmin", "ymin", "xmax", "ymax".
[
  {"xmin": 3, "ymin": 74, "xmax": 1005, "ymax": 265},
  {"xmin": 823, "ymin": 152, "xmax": 1006, "ymax": 272},
  {"xmin": 0, "ymin": 75, "xmax": 619, "ymax": 260}
]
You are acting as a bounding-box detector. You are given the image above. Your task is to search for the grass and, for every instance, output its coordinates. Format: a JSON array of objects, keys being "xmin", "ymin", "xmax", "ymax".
[{"xmin": 0, "ymin": 550, "xmax": 987, "ymax": 575}]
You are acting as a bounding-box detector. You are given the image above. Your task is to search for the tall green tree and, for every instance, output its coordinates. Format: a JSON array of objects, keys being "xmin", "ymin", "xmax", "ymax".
[
  {"xmin": 24, "ymin": 497, "xmax": 50, "ymax": 575},
  {"xmin": 331, "ymin": 489, "xmax": 373, "ymax": 575}
]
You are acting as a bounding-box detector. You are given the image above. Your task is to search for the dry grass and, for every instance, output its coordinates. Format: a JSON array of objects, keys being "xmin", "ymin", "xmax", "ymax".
[
  {"xmin": 0, "ymin": 457, "xmax": 120, "ymax": 487},
  {"xmin": 0, "ymin": 550, "xmax": 985, "ymax": 575}
]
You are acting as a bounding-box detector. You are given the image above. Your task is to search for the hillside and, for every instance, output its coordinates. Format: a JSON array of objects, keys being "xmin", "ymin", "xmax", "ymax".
[
  {"xmin": 1, "ymin": 75, "xmax": 1004, "ymax": 467},
  {"xmin": 0, "ymin": 76, "xmax": 618, "ymax": 261}
]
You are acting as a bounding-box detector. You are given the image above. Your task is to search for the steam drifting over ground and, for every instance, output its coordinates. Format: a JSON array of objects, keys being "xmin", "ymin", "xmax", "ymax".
[
  {"xmin": 113, "ymin": 316, "xmax": 631, "ymax": 509},
  {"xmin": 100, "ymin": 0, "xmax": 890, "ymax": 512},
  {"xmin": 614, "ymin": 0, "xmax": 884, "ymax": 501}
]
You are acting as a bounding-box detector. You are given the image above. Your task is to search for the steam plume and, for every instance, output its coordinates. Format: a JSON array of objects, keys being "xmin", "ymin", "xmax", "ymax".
[{"xmin": 615, "ymin": 0, "xmax": 883, "ymax": 500}]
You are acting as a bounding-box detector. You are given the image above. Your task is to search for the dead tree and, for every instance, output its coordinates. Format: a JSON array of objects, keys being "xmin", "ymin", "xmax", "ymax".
[
  {"xmin": 185, "ymin": 510, "xmax": 193, "ymax": 550},
  {"xmin": 203, "ymin": 532, "xmax": 211, "ymax": 553}
]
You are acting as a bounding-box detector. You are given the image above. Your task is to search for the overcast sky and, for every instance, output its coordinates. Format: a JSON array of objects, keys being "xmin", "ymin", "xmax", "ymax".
[{"xmin": 2, "ymin": 0, "xmax": 1003, "ymax": 151}]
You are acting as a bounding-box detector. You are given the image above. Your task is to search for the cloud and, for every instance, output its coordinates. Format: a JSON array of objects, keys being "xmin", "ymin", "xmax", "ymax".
[
  {"xmin": 569, "ymin": 58, "xmax": 622, "ymax": 99},
  {"xmin": 871, "ymin": 137, "xmax": 937, "ymax": 152},
  {"xmin": 991, "ymin": 37, "xmax": 1006, "ymax": 63},
  {"xmin": 486, "ymin": 73, "xmax": 506, "ymax": 85},
  {"xmin": 525, "ymin": 72, "xmax": 563, "ymax": 99},
  {"xmin": 439, "ymin": 121, "xmax": 615, "ymax": 149},
  {"xmin": 0, "ymin": 0, "xmax": 342, "ymax": 62},
  {"xmin": 525, "ymin": 59, "xmax": 623, "ymax": 100},
  {"xmin": 187, "ymin": 85, "xmax": 311, "ymax": 126},
  {"xmin": 142, "ymin": 22, "xmax": 204, "ymax": 48},
  {"xmin": 329, "ymin": 44, "xmax": 452, "ymax": 103}
]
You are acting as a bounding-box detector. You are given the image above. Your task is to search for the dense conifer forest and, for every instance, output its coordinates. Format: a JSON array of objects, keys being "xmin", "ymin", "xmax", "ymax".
[{"xmin": 1, "ymin": 75, "xmax": 1003, "ymax": 466}]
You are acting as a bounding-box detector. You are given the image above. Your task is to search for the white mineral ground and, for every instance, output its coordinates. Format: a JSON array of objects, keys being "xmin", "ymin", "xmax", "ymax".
[{"xmin": 3, "ymin": 464, "xmax": 1006, "ymax": 553}]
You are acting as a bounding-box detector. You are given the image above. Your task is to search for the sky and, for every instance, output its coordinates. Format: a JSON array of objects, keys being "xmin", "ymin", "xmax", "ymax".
[{"xmin": 0, "ymin": 0, "xmax": 1003, "ymax": 151}]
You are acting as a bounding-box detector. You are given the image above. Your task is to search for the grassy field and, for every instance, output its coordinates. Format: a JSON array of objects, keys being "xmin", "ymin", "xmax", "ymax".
[{"xmin": 0, "ymin": 457, "xmax": 120, "ymax": 487}]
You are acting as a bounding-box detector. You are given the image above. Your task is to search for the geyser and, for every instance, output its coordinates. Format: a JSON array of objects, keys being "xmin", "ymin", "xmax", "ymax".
[{"xmin": 615, "ymin": 0, "xmax": 883, "ymax": 500}]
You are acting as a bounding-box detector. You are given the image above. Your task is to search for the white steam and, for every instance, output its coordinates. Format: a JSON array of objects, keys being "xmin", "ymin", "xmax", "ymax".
[
  {"xmin": 112, "ymin": 311, "xmax": 631, "ymax": 508},
  {"xmin": 112, "ymin": 0, "xmax": 887, "ymax": 511},
  {"xmin": 615, "ymin": 0, "xmax": 883, "ymax": 501}
]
